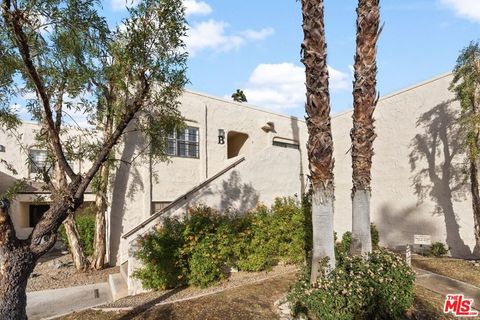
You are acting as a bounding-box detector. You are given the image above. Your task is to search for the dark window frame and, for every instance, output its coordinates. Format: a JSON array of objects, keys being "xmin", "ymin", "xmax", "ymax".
[{"xmin": 166, "ymin": 126, "xmax": 200, "ymax": 159}]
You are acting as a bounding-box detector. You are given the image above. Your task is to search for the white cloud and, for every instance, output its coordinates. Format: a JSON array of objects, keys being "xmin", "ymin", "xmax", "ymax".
[
  {"xmin": 184, "ymin": 20, "xmax": 274, "ymax": 56},
  {"xmin": 111, "ymin": 0, "xmax": 139, "ymax": 11},
  {"xmin": 183, "ymin": 0, "xmax": 212, "ymax": 16},
  {"xmin": 240, "ymin": 27, "xmax": 275, "ymax": 41},
  {"xmin": 242, "ymin": 62, "xmax": 350, "ymax": 111},
  {"xmin": 440, "ymin": 0, "xmax": 480, "ymax": 22}
]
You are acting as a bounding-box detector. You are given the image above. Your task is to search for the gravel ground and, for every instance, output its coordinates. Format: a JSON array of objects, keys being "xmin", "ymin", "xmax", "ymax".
[
  {"xmin": 60, "ymin": 272, "xmax": 298, "ymax": 320},
  {"xmin": 101, "ymin": 264, "xmax": 298, "ymax": 309},
  {"xmin": 27, "ymin": 251, "xmax": 119, "ymax": 292}
]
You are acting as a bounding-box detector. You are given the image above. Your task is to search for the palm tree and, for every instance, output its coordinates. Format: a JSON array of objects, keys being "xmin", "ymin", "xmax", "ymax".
[
  {"xmin": 450, "ymin": 42, "xmax": 480, "ymax": 254},
  {"xmin": 301, "ymin": 0, "xmax": 336, "ymax": 283},
  {"xmin": 232, "ymin": 89, "xmax": 247, "ymax": 102},
  {"xmin": 350, "ymin": 0, "xmax": 381, "ymax": 256}
]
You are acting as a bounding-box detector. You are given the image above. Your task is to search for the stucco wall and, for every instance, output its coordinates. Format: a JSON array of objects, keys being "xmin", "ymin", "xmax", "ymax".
[
  {"xmin": 150, "ymin": 91, "xmax": 309, "ymax": 202},
  {"xmin": 331, "ymin": 73, "xmax": 476, "ymax": 257},
  {"xmin": 0, "ymin": 122, "xmax": 95, "ymax": 238},
  {"xmin": 119, "ymin": 74, "xmax": 478, "ymax": 268}
]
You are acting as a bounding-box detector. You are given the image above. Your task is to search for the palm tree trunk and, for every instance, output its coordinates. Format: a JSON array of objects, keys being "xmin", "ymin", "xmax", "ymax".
[
  {"xmin": 301, "ymin": 0, "xmax": 336, "ymax": 284},
  {"xmin": 350, "ymin": 0, "xmax": 381, "ymax": 256}
]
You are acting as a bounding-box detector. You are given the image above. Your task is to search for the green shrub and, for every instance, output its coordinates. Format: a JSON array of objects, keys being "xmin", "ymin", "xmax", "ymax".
[
  {"xmin": 59, "ymin": 214, "xmax": 95, "ymax": 256},
  {"xmin": 371, "ymin": 223, "xmax": 379, "ymax": 249},
  {"xmin": 181, "ymin": 205, "xmax": 237, "ymax": 287},
  {"xmin": 234, "ymin": 198, "xmax": 305, "ymax": 271},
  {"xmin": 133, "ymin": 218, "xmax": 186, "ymax": 289},
  {"xmin": 134, "ymin": 197, "xmax": 306, "ymax": 289},
  {"xmin": 289, "ymin": 249, "xmax": 415, "ymax": 320},
  {"xmin": 335, "ymin": 224, "xmax": 379, "ymax": 261},
  {"xmin": 429, "ymin": 242, "xmax": 448, "ymax": 257}
]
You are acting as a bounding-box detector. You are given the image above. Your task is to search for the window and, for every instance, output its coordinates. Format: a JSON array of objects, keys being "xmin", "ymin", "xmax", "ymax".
[
  {"xmin": 272, "ymin": 137, "xmax": 300, "ymax": 150},
  {"xmin": 151, "ymin": 201, "xmax": 171, "ymax": 215},
  {"xmin": 166, "ymin": 127, "xmax": 199, "ymax": 158},
  {"xmin": 29, "ymin": 149, "xmax": 51, "ymax": 174}
]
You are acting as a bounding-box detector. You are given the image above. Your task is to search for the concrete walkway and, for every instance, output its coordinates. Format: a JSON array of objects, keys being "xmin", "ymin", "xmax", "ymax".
[
  {"xmin": 415, "ymin": 268, "xmax": 480, "ymax": 309},
  {"xmin": 26, "ymin": 282, "xmax": 112, "ymax": 320}
]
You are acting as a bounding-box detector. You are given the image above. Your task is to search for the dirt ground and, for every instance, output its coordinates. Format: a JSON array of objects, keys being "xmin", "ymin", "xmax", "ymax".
[
  {"xmin": 412, "ymin": 256, "xmax": 480, "ymax": 288},
  {"xmin": 27, "ymin": 249, "xmax": 119, "ymax": 292},
  {"xmin": 60, "ymin": 272, "xmax": 297, "ymax": 320},
  {"xmin": 58, "ymin": 272, "xmax": 450, "ymax": 320}
]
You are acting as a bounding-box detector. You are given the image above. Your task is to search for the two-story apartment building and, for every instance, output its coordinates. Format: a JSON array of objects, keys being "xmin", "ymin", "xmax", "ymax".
[{"xmin": 0, "ymin": 72, "xmax": 477, "ymax": 296}]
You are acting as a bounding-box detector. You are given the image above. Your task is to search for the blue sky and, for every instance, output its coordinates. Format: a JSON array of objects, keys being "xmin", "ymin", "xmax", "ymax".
[
  {"xmin": 168, "ymin": 0, "xmax": 480, "ymax": 117},
  {"xmin": 14, "ymin": 0, "xmax": 480, "ymax": 122}
]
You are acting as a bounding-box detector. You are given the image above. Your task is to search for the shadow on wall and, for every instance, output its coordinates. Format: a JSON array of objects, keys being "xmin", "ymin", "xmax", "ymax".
[
  {"xmin": 109, "ymin": 128, "xmax": 146, "ymax": 265},
  {"xmin": 377, "ymin": 203, "xmax": 437, "ymax": 251},
  {"xmin": 408, "ymin": 101, "xmax": 472, "ymax": 257},
  {"xmin": 290, "ymin": 116, "xmax": 306, "ymax": 196},
  {"xmin": 192, "ymin": 170, "xmax": 259, "ymax": 213}
]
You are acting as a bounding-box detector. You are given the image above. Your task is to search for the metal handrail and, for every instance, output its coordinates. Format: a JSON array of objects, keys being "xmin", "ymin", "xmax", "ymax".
[{"xmin": 122, "ymin": 157, "xmax": 246, "ymax": 239}]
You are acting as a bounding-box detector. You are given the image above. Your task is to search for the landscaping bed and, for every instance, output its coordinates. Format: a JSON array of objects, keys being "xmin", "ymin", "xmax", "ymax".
[
  {"xmin": 27, "ymin": 253, "xmax": 119, "ymax": 292},
  {"xmin": 58, "ymin": 271, "xmax": 298, "ymax": 320},
  {"xmin": 412, "ymin": 255, "xmax": 480, "ymax": 288},
  {"xmin": 57, "ymin": 272, "xmax": 450, "ymax": 320}
]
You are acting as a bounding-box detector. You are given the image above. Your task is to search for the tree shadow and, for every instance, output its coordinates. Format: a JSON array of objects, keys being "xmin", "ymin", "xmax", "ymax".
[
  {"xmin": 218, "ymin": 171, "xmax": 259, "ymax": 213},
  {"xmin": 290, "ymin": 116, "xmax": 306, "ymax": 196},
  {"xmin": 188, "ymin": 170, "xmax": 259, "ymax": 214},
  {"xmin": 376, "ymin": 203, "xmax": 437, "ymax": 252},
  {"xmin": 109, "ymin": 126, "xmax": 145, "ymax": 265},
  {"xmin": 116, "ymin": 287, "xmax": 184, "ymax": 320},
  {"xmin": 409, "ymin": 101, "xmax": 471, "ymax": 257}
]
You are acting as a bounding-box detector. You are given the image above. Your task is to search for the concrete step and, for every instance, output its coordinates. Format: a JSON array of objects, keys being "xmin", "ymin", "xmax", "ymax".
[
  {"xmin": 120, "ymin": 260, "xmax": 128, "ymax": 282},
  {"xmin": 108, "ymin": 273, "xmax": 128, "ymax": 301}
]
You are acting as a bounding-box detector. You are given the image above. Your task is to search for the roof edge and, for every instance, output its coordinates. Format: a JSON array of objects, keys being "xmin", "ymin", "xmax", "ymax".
[
  {"xmin": 332, "ymin": 71, "xmax": 453, "ymax": 119},
  {"xmin": 183, "ymin": 89, "xmax": 304, "ymax": 122}
]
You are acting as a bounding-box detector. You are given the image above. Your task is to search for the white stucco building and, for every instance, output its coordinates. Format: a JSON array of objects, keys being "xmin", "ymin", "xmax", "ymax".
[{"xmin": 0, "ymin": 72, "xmax": 477, "ymax": 296}]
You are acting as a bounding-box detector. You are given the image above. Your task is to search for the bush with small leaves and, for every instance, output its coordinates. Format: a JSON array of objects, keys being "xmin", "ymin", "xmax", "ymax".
[
  {"xmin": 429, "ymin": 242, "xmax": 448, "ymax": 257},
  {"xmin": 134, "ymin": 197, "xmax": 307, "ymax": 289},
  {"xmin": 289, "ymin": 248, "xmax": 415, "ymax": 320}
]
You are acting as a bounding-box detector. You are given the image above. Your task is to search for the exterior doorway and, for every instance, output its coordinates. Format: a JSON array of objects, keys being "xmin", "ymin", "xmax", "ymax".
[
  {"xmin": 29, "ymin": 204, "xmax": 49, "ymax": 228},
  {"xmin": 227, "ymin": 131, "xmax": 249, "ymax": 159}
]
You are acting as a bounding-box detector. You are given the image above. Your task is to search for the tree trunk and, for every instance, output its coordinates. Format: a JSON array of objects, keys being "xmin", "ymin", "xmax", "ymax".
[
  {"xmin": 301, "ymin": 0, "xmax": 336, "ymax": 284},
  {"xmin": 53, "ymin": 162, "xmax": 89, "ymax": 271},
  {"xmin": 350, "ymin": 190, "xmax": 372, "ymax": 255},
  {"xmin": 63, "ymin": 215, "xmax": 89, "ymax": 271},
  {"xmin": 91, "ymin": 99, "xmax": 114, "ymax": 270},
  {"xmin": 91, "ymin": 164, "xmax": 109, "ymax": 269},
  {"xmin": 0, "ymin": 248, "xmax": 36, "ymax": 320},
  {"xmin": 470, "ymin": 141, "xmax": 480, "ymax": 252},
  {"xmin": 0, "ymin": 200, "xmax": 36, "ymax": 320},
  {"xmin": 310, "ymin": 185, "xmax": 336, "ymax": 284},
  {"xmin": 349, "ymin": 0, "xmax": 380, "ymax": 257}
]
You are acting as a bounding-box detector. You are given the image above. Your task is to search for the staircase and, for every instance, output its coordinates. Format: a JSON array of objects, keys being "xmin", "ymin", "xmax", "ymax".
[{"xmin": 113, "ymin": 157, "xmax": 247, "ymax": 297}]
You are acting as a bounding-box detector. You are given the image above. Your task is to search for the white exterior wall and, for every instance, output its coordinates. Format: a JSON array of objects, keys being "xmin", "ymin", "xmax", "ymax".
[
  {"xmin": 117, "ymin": 74, "xmax": 479, "ymax": 272},
  {"xmin": 113, "ymin": 92, "xmax": 310, "ymax": 265},
  {"xmin": 0, "ymin": 122, "xmax": 95, "ymax": 238},
  {"xmin": 150, "ymin": 91, "xmax": 309, "ymax": 202},
  {"xmin": 332, "ymin": 73, "xmax": 476, "ymax": 257}
]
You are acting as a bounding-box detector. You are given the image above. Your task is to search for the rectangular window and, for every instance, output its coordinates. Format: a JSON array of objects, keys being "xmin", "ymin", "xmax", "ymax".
[
  {"xmin": 166, "ymin": 127, "xmax": 199, "ymax": 158},
  {"xmin": 29, "ymin": 149, "xmax": 51, "ymax": 174},
  {"xmin": 151, "ymin": 201, "xmax": 171, "ymax": 215},
  {"xmin": 272, "ymin": 138, "xmax": 300, "ymax": 150}
]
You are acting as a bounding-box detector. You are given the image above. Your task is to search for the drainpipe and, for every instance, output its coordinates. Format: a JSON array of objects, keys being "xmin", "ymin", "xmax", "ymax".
[{"xmin": 205, "ymin": 104, "xmax": 208, "ymax": 179}]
